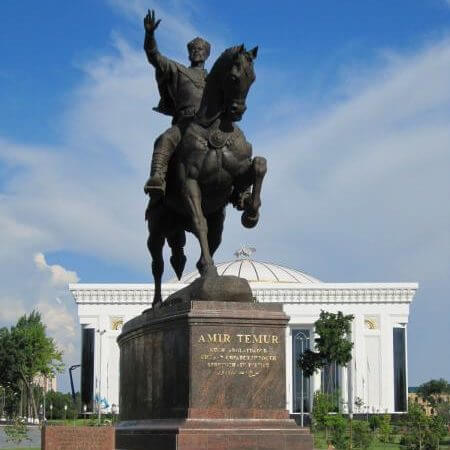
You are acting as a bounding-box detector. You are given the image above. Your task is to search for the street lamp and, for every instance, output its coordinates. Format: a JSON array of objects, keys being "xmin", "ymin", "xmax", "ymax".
[
  {"xmin": 295, "ymin": 330, "xmax": 310, "ymax": 427},
  {"xmin": 83, "ymin": 404, "xmax": 87, "ymax": 423},
  {"xmin": 49, "ymin": 403, "xmax": 53, "ymax": 421},
  {"xmin": 96, "ymin": 329, "xmax": 107, "ymax": 424},
  {"xmin": 43, "ymin": 380, "xmax": 46, "ymax": 422},
  {"xmin": 111, "ymin": 404, "xmax": 117, "ymax": 425},
  {"xmin": 64, "ymin": 404, "xmax": 67, "ymax": 421},
  {"xmin": 69, "ymin": 365, "xmax": 81, "ymax": 402},
  {"xmin": 0, "ymin": 385, "xmax": 5, "ymax": 420}
]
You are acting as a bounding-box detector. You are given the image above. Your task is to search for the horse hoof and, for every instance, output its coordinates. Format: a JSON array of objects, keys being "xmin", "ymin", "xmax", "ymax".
[
  {"xmin": 204, "ymin": 265, "xmax": 218, "ymax": 278},
  {"xmin": 152, "ymin": 297, "xmax": 162, "ymax": 308},
  {"xmin": 241, "ymin": 211, "xmax": 259, "ymax": 228}
]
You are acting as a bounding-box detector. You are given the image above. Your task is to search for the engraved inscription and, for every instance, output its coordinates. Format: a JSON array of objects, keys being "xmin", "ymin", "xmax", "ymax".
[{"xmin": 197, "ymin": 333, "xmax": 280, "ymax": 377}]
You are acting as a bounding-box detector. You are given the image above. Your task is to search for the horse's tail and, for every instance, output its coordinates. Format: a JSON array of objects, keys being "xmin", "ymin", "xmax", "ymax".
[{"xmin": 168, "ymin": 229, "xmax": 187, "ymax": 280}]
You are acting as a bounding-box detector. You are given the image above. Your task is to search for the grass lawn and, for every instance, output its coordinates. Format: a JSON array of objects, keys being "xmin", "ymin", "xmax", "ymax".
[
  {"xmin": 45, "ymin": 418, "xmax": 115, "ymax": 426},
  {"xmin": 313, "ymin": 430, "xmax": 450, "ymax": 449},
  {"xmin": 313, "ymin": 430, "xmax": 402, "ymax": 449},
  {"xmin": 367, "ymin": 443, "xmax": 401, "ymax": 450}
]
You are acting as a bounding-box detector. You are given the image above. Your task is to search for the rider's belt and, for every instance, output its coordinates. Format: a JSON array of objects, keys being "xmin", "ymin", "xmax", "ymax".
[
  {"xmin": 174, "ymin": 107, "xmax": 196, "ymax": 123},
  {"xmin": 177, "ymin": 106, "xmax": 196, "ymax": 117}
]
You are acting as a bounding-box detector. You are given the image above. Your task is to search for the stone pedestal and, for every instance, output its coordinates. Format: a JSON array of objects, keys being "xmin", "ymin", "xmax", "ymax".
[{"xmin": 116, "ymin": 300, "xmax": 313, "ymax": 450}]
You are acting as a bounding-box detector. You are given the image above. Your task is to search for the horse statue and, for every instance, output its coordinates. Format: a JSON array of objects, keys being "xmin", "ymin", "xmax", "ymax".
[{"xmin": 146, "ymin": 44, "xmax": 266, "ymax": 306}]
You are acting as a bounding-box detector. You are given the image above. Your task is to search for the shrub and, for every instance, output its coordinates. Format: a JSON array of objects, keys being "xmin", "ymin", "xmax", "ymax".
[
  {"xmin": 378, "ymin": 414, "xmax": 393, "ymax": 443},
  {"xmin": 325, "ymin": 414, "xmax": 348, "ymax": 450},
  {"xmin": 352, "ymin": 420, "xmax": 373, "ymax": 449},
  {"xmin": 401, "ymin": 403, "xmax": 447, "ymax": 449},
  {"xmin": 368, "ymin": 414, "xmax": 382, "ymax": 431},
  {"xmin": 4, "ymin": 417, "xmax": 31, "ymax": 446},
  {"xmin": 311, "ymin": 391, "xmax": 334, "ymax": 430}
]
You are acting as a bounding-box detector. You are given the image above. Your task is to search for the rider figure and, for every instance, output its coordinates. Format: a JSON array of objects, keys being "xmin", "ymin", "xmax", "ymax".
[{"xmin": 143, "ymin": 10, "xmax": 211, "ymax": 197}]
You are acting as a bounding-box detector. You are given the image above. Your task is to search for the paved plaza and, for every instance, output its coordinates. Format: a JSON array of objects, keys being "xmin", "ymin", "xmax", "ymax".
[{"xmin": 0, "ymin": 425, "xmax": 40, "ymax": 448}]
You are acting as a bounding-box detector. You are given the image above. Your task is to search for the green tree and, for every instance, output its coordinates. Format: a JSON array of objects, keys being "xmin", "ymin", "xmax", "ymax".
[
  {"xmin": 0, "ymin": 328, "xmax": 17, "ymax": 387},
  {"xmin": 0, "ymin": 311, "xmax": 64, "ymax": 419},
  {"xmin": 426, "ymin": 415, "xmax": 447, "ymax": 449},
  {"xmin": 401, "ymin": 403, "xmax": 429, "ymax": 449},
  {"xmin": 0, "ymin": 385, "xmax": 5, "ymax": 416},
  {"xmin": 417, "ymin": 378, "xmax": 450, "ymax": 408},
  {"xmin": 352, "ymin": 420, "xmax": 373, "ymax": 449},
  {"xmin": 401, "ymin": 403, "xmax": 447, "ymax": 450},
  {"xmin": 435, "ymin": 400, "xmax": 450, "ymax": 425},
  {"xmin": 298, "ymin": 311, "xmax": 354, "ymax": 377},
  {"xmin": 46, "ymin": 391, "xmax": 80, "ymax": 420}
]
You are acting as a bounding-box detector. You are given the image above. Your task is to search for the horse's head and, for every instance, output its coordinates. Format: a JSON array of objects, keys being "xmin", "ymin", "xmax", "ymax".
[
  {"xmin": 197, "ymin": 44, "xmax": 258, "ymax": 125},
  {"xmin": 222, "ymin": 44, "xmax": 257, "ymax": 121}
]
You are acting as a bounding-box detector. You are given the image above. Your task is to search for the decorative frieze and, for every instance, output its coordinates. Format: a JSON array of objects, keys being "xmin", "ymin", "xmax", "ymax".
[{"xmin": 69, "ymin": 283, "xmax": 417, "ymax": 305}]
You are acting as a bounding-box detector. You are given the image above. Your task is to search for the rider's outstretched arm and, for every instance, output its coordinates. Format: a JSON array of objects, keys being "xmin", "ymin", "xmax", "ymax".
[{"xmin": 143, "ymin": 9, "xmax": 171, "ymax": 72}]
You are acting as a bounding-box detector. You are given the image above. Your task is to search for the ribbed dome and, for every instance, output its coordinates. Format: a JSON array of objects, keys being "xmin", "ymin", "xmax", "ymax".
[{"xmin": 169, "ymin": 254, "xmax": 320, "ymax": 285}]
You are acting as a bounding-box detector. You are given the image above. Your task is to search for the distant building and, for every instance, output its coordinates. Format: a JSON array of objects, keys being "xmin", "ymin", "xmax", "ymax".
[
  {"xmin": 408, "ymin": 387, "xmax": 450, "ymax": 416},
  {"xmin": 70, "ymin": 249, "xmax": 418, "ymax": 415},
  {"xmin": 33, "ymin": 375, "xmax": 57, "ymax": 393}
]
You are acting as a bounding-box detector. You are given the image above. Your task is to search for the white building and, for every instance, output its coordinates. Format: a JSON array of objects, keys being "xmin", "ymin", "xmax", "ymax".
[{"xmin": 69, "ymin": 250, "xmax": 417, "ymax": 416}]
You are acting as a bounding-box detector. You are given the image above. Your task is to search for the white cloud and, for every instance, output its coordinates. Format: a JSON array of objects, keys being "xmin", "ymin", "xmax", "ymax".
[
  {"xmin": 0, "ymin": 298, "xmax": 27, "ymax": 323},
  {"xmin": 36, "ymin": 300, "xmax": 77, "ymax": 354},
  {"xmin": 253, "ymin": 39, "xmax": 450, "ymax": 285},
  {"xmin": 34, "ymin": 252, "xmax": 79, "ymax": 286}
]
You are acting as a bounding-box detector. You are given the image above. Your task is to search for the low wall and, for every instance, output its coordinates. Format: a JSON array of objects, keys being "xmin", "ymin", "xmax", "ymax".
[{"xmin": 42, "ymin": 426, "xmax": 115, "ymax": 450}]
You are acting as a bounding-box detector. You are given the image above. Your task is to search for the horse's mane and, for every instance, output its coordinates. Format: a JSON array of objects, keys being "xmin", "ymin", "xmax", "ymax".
[
  {"xmin": 207, "ymin": 46, "xmax": 242, "ymax": 82},
  {"xmin": 196, "ymin": 46, "xmax": 249, "ymax": 127}
]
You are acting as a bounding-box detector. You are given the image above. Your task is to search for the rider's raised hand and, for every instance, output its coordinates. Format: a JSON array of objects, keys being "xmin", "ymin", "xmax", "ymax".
[{"xmin": 144, "ymin": 9, "xmax": 161, "ymax": 34}]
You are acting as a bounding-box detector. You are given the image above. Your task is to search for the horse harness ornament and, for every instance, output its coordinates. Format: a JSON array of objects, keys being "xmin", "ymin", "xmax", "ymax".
[{"xmin": 208, "ymin": 122, "xmax": 239, "ymax": 150}]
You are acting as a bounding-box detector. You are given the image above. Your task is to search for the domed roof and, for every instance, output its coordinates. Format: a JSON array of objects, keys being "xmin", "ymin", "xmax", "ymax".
[{"xmin": 169, "ymin": 247, "xmax": 320, "ymax": 284}]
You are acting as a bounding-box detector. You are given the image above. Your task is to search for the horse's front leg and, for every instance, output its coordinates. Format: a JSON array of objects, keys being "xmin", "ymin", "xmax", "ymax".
[
  {"xmin": 183, "ymin": 178, "xmax": 216, "ymax": 276},
  {"xmin": 242, "ymin": 156, "xmax": 267, "ymax": 228}
]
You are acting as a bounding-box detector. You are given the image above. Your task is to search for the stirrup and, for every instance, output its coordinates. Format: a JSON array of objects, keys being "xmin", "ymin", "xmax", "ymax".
[{"xmin": 144, "ymin": 176, "xmax": 166, "ymax": 197}]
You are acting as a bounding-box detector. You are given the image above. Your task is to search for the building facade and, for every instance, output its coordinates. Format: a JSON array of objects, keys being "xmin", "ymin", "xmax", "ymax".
[{"xmin": 69, "ymin": 253, "xmax": 417, "ymax": 415}]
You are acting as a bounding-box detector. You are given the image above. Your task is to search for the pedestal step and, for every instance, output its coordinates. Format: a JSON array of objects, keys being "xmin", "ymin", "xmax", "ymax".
[{"xmin": 116, "ymin": 418, "xmax": 313, "ymax": 450}]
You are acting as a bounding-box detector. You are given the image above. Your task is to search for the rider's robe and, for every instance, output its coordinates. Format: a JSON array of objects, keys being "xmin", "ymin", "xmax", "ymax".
[{"xmin": 146, "ymin": 45, "xmax": 207, "ymax": 124}]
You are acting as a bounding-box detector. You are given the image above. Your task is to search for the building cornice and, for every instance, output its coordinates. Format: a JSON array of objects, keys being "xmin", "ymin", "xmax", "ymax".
[{"xmin": 69, "ymin": 282, "xmax": 418, "ymax": 305}]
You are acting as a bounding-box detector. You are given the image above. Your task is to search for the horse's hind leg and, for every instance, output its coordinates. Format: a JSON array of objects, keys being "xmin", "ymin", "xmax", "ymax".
[
  {"xmin": 208, "ymin": 208, "xmax": 225, "ymax": 258},
  {"xmin": 183, "ymin": 178, "xmax": 216, "ymax": 276},
  {"xmin": 147, "ymin": 226, "xmax": 165, "ymax": 306},
  {"xmin": 167, "ymin": 228, "xmax": 187, "ymax": 280},
  {"xmin": 197, "ymin": 208, "xmax": 225, "ymax": 274}
]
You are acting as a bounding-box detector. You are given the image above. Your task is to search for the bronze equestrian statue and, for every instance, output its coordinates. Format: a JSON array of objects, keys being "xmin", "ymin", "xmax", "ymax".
[{"xmin": 144, "ymin": 11, "xmax": 266, "ymax": 306}]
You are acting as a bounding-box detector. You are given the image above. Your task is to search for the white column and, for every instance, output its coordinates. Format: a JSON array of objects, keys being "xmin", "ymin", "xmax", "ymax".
[
  {"xmin": 285, "ymin": 326, "xmax": 293, "ymax": 412},
  {"xmin": 341, "ymin": 365, "xmax": 348, "ymax": 413},
  {"xmin": 312, "ymin": 327, "xmax": 321, "ymax": 395}
]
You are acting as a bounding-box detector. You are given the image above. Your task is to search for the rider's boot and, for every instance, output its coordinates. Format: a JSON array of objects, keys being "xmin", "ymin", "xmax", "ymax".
[{"xmin": 144, "ymin": 144, "xmax": 172, "ymax": 198}]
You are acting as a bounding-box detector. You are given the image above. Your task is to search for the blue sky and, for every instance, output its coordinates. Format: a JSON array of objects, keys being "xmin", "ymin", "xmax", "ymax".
[{"xmin": 1, "ymin": 0, "xmax": 449, "ymax": 392}]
